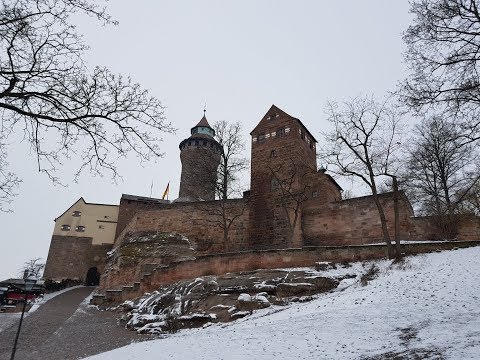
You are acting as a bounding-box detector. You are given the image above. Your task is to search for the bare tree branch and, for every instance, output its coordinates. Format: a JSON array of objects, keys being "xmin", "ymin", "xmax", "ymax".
[{"xmin": 0, "ymin": 0, "xmax": 175, "ymax": 209}]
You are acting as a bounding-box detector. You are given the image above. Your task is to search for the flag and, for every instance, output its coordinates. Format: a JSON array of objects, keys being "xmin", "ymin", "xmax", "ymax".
[{"xmin": 162, "ymin": 182, "xmax": 170, "ymax": 200}]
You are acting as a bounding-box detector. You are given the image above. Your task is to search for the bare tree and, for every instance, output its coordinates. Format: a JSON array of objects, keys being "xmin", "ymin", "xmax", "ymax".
[
  {"xmin": 457, "ymin": 178, "xmax": 480, "ymax": 215},
  {"xmin": 322, "ymin": 96, "xmax": 405, "ymax": 259},
  {"xmin": 269, "ymin": 158, "xmax": 312, "ymax": 247},
  {"xmin": 0, "ymin": 0, "xmax": 174, "ymax": 208},
  {"xmin": 0, "ymin": 132, "xmax": 21, "ymax": 212},
  {"xmin": 402, "ymin": 0, "xmax": 480, "ymax": 143},
  {"xmin": 212, "ymin": 120, "xmax": 248, "ymax": 200},
  {"xmin": 405, "ymin": 116, "xmax": 479, "ymax": 218},
  {"xmin": 20, "ymin": 258, "xmax": 45, "ymax": 279},
  {"xmin": 181, "ymin": 120, "xmax": 248, "ymax": 250}
]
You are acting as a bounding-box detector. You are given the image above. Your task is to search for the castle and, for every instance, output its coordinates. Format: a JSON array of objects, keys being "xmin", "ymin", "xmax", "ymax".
[{"xmin": 43, "ymin": 105, "xmax": 480, "ymax": 284}]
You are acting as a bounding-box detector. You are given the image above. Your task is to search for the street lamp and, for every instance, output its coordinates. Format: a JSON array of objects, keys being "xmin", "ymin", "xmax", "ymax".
[{"xmin": 10, "ymin": 275, "xmax": 37, "ymax": 360}]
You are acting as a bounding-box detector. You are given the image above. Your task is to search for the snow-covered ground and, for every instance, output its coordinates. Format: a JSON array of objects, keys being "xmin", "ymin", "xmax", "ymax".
[{"xmin": 86, "ymin": 246, "xmax": 480, "ymax": 360}]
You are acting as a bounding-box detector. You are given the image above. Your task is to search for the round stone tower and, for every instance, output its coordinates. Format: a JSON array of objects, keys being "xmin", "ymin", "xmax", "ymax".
[{"xmin": 178, "ymin": 114, "xmax": 222, "ymax": 201}]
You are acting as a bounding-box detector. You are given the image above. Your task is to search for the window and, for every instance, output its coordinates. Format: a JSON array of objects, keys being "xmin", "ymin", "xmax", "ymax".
[
  {"xmin": 75, "ymin": 225, "xmax": 85, "ymax": 232},
  {"xmin": 188, "ymin": 141, "xmax": 191, "ymax": 146},
  {"xmin": 98, "ymin": 225, "xmax": 105, "ymax": 229},
  {"xmin": 258, "ymin": 134, "xmax": 266, "ymax": 143},
  {"xmin": 60, "ymin": 224, "xmax": 70, "ymax": 231},
  {"xmin": 195, "ymin": 140, "xmax": 199, "ymax": 146},
  {"xmin": 203, "ymin": 141, "xmax": 207, "ymax": 146},
  {"xmin": 270, "ymin": 149, "xmax": 277, "ymax": 158},
  {"xmin": 72, "ymin": 210, "xmax": 81, "ymax": 217},
  {"xmin": 312, "ymin": 191, "xmax": 318, "ymax": 198},
  {"xmin": 276, "ymin": 128, "xmax": 285, "ymax": 137},
  {"xmin": 104, "ymin": 215, "xmax": 109, "ymax": 219},
  {"xmin": 301, "ymin": 132, "xmax": 305, "ymax": 140}
]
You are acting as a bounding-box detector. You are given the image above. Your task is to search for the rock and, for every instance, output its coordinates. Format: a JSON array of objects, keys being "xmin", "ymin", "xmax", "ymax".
[
  {"xmin": 236, "ymin": 293, "xmax": 270, "ymax": 311},
  {"xmin": 276, "ymin": 283, "xmax": 315, "ymax": 298},
  {"xmin": 314, "ymin": 262, "xmax": 337, "ymax": 271},
  {"xmin": 308, "ymin": 276, "xmax": 339, "ymax": 292}
]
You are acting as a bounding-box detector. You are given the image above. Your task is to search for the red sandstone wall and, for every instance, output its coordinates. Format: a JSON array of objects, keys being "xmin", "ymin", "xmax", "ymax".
[
  {"xmin": 409, "ymin": 215, "xmax": 480, "ymax": 241},
  {"xmin": 115, "ymin": 199, "xmax": 250, "ymax": 253},
  {"xmin": 97, "ymin": 241, "xmax": 480, "ymax": 302},
  {"xmin": 302, "ymin": 192, "xmax": 414, "ymax": 245},
  {"xmin": 115, "ymin": 197, "xmax": 169, "ymax": 239}
]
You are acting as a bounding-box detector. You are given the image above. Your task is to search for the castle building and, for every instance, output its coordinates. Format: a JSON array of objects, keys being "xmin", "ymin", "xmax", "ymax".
[
  {"xmin": 43, "ymin": 105, "xmax": 480, "ymax": 283},
  {"xmin": 43, "ymin": 198, "xmax": 118, "ymax": 282},
  {"xmin": 178, "ymin": 114, "xmax": 222, "ymax": 201},
  {"xmin": 249, "ymin": 105, "xmax": 341, "ymax": 249}
]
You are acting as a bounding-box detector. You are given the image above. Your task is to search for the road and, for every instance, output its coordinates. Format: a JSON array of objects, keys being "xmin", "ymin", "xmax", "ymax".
[{"xmin": 0, "ymin": 287, "xmax": 147, "ymax": 360}]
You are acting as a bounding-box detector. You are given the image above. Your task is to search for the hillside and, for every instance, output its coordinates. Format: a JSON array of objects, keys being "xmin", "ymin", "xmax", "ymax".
[{"xmin": 86, "ymin": 246, "xmax": 480, "ymax": 360}]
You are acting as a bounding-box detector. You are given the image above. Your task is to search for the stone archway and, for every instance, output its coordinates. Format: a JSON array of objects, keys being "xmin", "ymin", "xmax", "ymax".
[{"xmin": 85, "ymin": 267, "xmax": 100, "ymax": 286}]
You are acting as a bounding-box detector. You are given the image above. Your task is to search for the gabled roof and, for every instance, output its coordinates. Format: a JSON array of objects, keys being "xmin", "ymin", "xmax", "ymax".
[
  {"xmin": 250, "ymin": 104, "xmax": 318, "ymax": 143},
  {"xmin": 54, "ymin": 197, "xmax": 117, "ymax": 222}
]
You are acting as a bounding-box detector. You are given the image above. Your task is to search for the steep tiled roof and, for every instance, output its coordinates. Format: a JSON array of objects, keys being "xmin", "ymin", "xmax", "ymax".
[{"xmin": 194, "ymin": 115, "xmax": 212, "ymax": 129}]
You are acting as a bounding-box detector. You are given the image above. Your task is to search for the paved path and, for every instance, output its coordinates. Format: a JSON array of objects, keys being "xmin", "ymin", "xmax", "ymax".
[{"xmin": 0, "ymin": 287, "xmax": 147, "ymax": 360}]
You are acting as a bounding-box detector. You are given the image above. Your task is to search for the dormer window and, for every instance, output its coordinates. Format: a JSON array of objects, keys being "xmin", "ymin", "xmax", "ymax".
[{"xmin": 72, "ymin": 210, "xmax": 81, "ymax": 217}]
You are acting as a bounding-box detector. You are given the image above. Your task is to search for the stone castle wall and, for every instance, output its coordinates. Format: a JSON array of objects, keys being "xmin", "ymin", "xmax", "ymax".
[
  {"xmin": 114, "ymin": 198, "xmax": 250, "ymax": 253},
  {"xmin": 408, "ymin": 215, "xmax": 480, "ymax": 241},
  {"xmin": 302, "ymin": 192, "xmax": 414, "ymax": 246},
  {"xmin": 94, "ymin": 240, "xmax": 480, "ymax": 303},
  {"xmin": 43, "ymin": 235, "xmax": 112, "ymax": 281}
]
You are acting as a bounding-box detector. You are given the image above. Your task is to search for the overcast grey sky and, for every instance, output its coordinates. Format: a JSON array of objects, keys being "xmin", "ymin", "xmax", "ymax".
[{"xmin": 0, "ymin": 1, "xmax": 412, "ymax": 280}]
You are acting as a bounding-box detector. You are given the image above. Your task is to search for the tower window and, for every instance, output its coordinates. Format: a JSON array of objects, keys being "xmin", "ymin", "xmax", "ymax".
[
  {"xmin": 270, "ymin": 149, "xmax": 277, "ymax": 158},
  {"xmin": 60, "ymin": 224, "xmax": 70, "ymax": 231},
  {"xmin": 75, "ymin": 225, "xmax": 85, "ymax": 232},
  {"xmin": 72, "ymin": 210, "xmax": 81, "ymax": 217}
]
